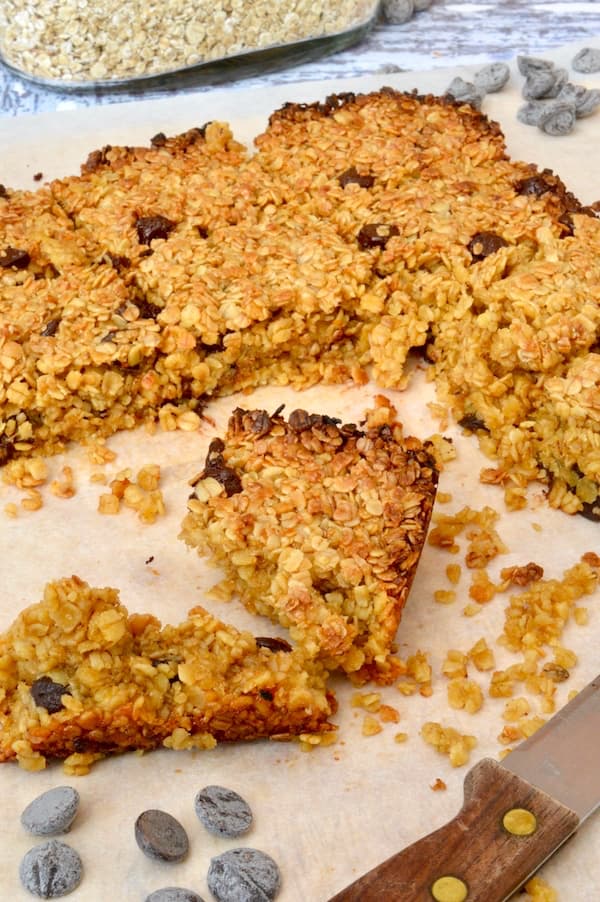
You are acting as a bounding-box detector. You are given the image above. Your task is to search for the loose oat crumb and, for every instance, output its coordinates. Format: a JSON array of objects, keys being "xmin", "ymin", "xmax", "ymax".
[
  {"xmin": 420, "ymin": 722, "xmax": 477, "ymax": 767},
  {"xmin": 351, "ymin": 692, "xmax": 381, "ymax": 712},
  {"xmin": 447, "ymin": 678, "xmax": 484, "ymax": 714},
  {"xmin": 502, "ymin": 697, "xmax": 530, "ymax": 721},
  {"xmin": 468, "ymin": 569, "xmax": 497, "ymax": 604},
  {"xmin": 394, "ymin": 732, "xmax": 409, "ymax": 743},
  {"xmin": 499, "ymin": 562, "xmax": 544, "ymax": 588},
  {"xmin": 445, "ymin": 563, "xmax": 461, "ymax": 585},
  {"xmin": 50, "ymin": 465, "xmax": 76, "ymax": 499},
  {"xmin": 462, "ymin": 603, "xmax": 481, "ymax": 617},
  {"xmin": 21, "ymin": 488, "xmax": 43, "ymax": 511},
  {"xmin": 468, "ymin": 637, "xmax": 495, "ymax": 671},
  {"xmin": 434, "ymin": 589, "xmax": 456, "ymax": 605},
  {"xmin": 378, "ymin": 704, "xmax": 400, "ymax": 724},
  {"xmin": 441, "ymin": 650, "xmax": 468, "ymax": 680},
  {"xmin": 436, "ymin": 491, "xmax": 452, "ymax": 504},
  {"xmin": 362, "ymin": 714, "xmax": 383, "ymax": 736},
  {"xmin": 431, "ymin": 778, "xmax": 447, "ymax": 791},
  {"xmin": 3, "ymin": 502, "xmax": 18, "ymax": 518},
  {"xmin": 520, "ymin": 875, "xmax": 558, "ymax": 901}
]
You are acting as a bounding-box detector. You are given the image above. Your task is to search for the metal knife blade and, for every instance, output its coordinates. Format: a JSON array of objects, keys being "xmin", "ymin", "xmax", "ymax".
[{"xmin": 328, "ymin": 673, "xmax": 600, "ymax": 902}]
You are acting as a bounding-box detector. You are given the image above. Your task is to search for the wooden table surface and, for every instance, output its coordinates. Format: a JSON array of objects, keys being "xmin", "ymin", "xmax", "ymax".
[{"xmin": 0, "ymin": 0, "xmax": 599, "ymax": 118}]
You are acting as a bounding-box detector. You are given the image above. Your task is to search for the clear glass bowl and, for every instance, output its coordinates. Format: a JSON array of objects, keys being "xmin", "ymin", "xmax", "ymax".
[{"xmin": 0, "ymin": 0, "xmax": 381, "ymax": 91}]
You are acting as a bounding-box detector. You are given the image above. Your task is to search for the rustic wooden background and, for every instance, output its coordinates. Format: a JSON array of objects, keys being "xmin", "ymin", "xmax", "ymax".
[{"xmin": 0, "ymin": 0, "xmax": 599, "ymax": 117}]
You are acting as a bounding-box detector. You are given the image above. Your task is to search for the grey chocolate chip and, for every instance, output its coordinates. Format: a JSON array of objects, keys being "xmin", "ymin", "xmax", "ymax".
[
  {"xmin": 194, "ymin": 785, "xmax": 253, "ymax": 838},
  {"xmin": 145, "ymin": 889, "xmax": 205, "ymax": 902},
  {"xmin": 21, "ymin": 787, "xmax": 80, "ymax": 837},
  {"xmin": 517, "ymin": 101, "xmax": 547, "ymax": 126},
  {"xmin": 558, "ymin": 83, "xmax": 600, "ymax": 117},
  {"xmin": 572, "ymin": 47, "xmax": 600, "ymax": 74},
  {"xmin": 541, "ymin": 68, "xmax": 569, "ymax": 98},
  {"xmin": 135, "ymin": 810, "xmax": 189, "ymax": 863},
  {"xmin": 538, "ymin": 102, "xmax": 577, "ymax": 136},
  {"xmin": 473, "ymin": 62, "xmax": 510, "ymax": 94},
  {"xmin": 19, "ymin": 840, "xmax": 83, "ymax": 898},
  {"xmin": 517, "ymin": 55, "xmax": 555, "ymax": 77},
  {"xmin": 382, "ymin": 0, "xmax": 415, "ymax": 24},
  {"xmin": 446, "ymin": 77, "xmax": 484, "ymax": 109},
  {"xmin": 207, "ymin": 848, "xmax": 281, "ymax": 902},
  {"xmin": 523, "ymin": 69, "xmax": 560, "ymax": 100}
]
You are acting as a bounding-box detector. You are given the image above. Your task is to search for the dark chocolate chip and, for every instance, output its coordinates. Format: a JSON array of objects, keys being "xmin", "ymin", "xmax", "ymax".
[
  {"xmin": 151, "ymin": 132, "xmax": 168, "ymax": 147},
  {"xmin": 135, "ymin": 299, "xmax": 163, "ymax": 319},
  {"xmin": 255, "ymin": 637, "xmax": 292, "ymax": 653},
  {"xmin": 106, "ymin": 252, "xmax": 131, "ymax": 272},
  {"xmin": 514, "ymin": 175, "xmax": 553, "ymax": 197},
  {"xmin": 0, "ymin": 434, "xmax": 16, "ymax": 466},
  {"xmin": 259, "ymin": 690, "xmax": 274, "ymax": 701},
  {"xmin": 458, "ymin": 413, "xmax": 489, "ymax": 433},
  {"xmin": 41, "ymin": 318, "xmax": 61, "ymax": 337},
  {"xmin": 136, "ymin": 215, "xmax": 176, "ymax": 245},
  {"xmin": 30, "ymin": 676, "xmax": 70, "ymax": 713},
  {"xmin": 357, "ymin": 223, "xmax": 399, "ymax": 249},
  {"xmin": 21, "ymin": 787, "xmax": 80, "ymax": 836},
  {"xmin": 247, "ymin": 410, "xmax": 272, "ymax": 436},
  {"xmin": 467, "ymin": 231, "xmax": 508, "ymax": 261},
  {"xmin": 146, "ymin": 890, "xmax": 205, "ymax": 902},
  {"xmin": 207, "ymin": 848, "xmax": 281, "ymax": 902},
  {"xmin": 19, "ymin": 840, "xmax": 83, "ymax": 898},
  {"xmin": 204, "ymin": 464, "xmax": 243, "ymax": 497},
  {"xmin": 82, "ymin": 146, "xmax": 111, "ymax": 173},
  {"xmin": 288, "ymin": 409, "xmax": 312, "ymax": 431},
  {"xmin": 338, "ymin": 166, "xmax": 375, "ymax": 189},
  {"xmin": 194, "ymin": 786, "xmax": 253, "ymax": 838},
  {"xmin": 135, "ymin": 810, "xmax": 189, "ymax": 863},
  {"xmin": 578, "ymin": 499, "xmax": 600, "ymax": 522},
  {"xmin": 33, "ymin": 172, "xmax": 43, "ymax": 182},
  {"xmin": 0, "ymin": 246, "xmax": 31, "ymax": 269},
  {"xmin": 0, "ymin": 184, "xmax": 8, "ymax": 198}
]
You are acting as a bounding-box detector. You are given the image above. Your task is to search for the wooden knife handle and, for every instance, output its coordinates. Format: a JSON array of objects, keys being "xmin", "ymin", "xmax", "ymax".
[{"xmin": 328, "ymin": 758, "xmax": 580, "ymax": 902}]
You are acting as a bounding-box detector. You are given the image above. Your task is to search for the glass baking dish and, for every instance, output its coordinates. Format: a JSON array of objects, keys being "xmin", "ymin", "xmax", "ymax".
[{"xmin": 0, "ymin": 0, "xmax": 381, "ymax": 91}]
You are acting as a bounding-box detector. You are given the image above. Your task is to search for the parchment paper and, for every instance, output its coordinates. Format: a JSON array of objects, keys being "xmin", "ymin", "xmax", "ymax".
[{"xmin": 0, "ymin": 43, "xmax": 599, "ymax": 901}]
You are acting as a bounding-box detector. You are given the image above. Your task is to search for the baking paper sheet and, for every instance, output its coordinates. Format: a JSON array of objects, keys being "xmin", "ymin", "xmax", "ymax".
[{"xmin": 0, "ymin": 43, "xmax": 599, "ymax": 900}]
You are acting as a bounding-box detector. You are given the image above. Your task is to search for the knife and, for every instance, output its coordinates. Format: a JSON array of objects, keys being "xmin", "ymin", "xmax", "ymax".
[{"xmin": 329, "ymin": 673, "xmax": 600, "ymax": 902}]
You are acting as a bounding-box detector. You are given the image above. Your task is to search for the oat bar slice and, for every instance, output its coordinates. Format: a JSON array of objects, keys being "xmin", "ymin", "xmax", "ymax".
[
  {"xmin": 0, "ymin": 576, "xmax": 334, "ymax": 772},
  {"xmin": 180, "ymin": 406, "xmax": 438, "ymax": 683}
]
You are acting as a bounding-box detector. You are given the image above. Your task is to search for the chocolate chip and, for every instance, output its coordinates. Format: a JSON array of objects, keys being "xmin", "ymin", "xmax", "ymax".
[
  {"xmin": 572, "ymin": 47, "xmax": 600, "ymax": 74},
  {"xmin": 578, "ymin": 498, "xmax": 600, "ymax": 522},
  {"xmin": 204, "ymin": 464, "xmax": 243, "ymax": 497},
  {"xmin": 538, "ymin": 102, "xmax": 576, "ymax": 137},
  {"xmin": 33, "ymin": 172, "xmax": 43, "ymax": 182},
  {"xmin": 515, "ymin": 175, "xmax": 553, "ymax": 197},
  {"xmin": 207, "ymin": 848, "xmax": 281, "ymax": 902},
  {"xmin": 473, "ymin": 62, "xmax": 510, "ymax": 94},
  {"xmin": 255, "ymin": 637, "xmax": 292, "ymax": 653},
  {"xmin": 106, "ymin": 252, "xmax": 131, "ymax": 272},
  {"xmin": 41, "ymin": 318, "xmax": 61, "ymax": 337},
  {"xmin": 357, "ymin": 223, "xmax": 399, "ymax": 249},
  {"xmin": 338, "ymin": 166, "xmax": 375, "ymax": 189},
  {"xmin": 0, "ymin": 184, "xmax": 8, "ymax": 198},
  {"xmin": 467, "ymin": 231, "xmax": 508, "ymax": 260},
  {"xmin": 458, "ymin": 413, "xmax": 489, "ymax": 433},
  {"xmin": 146, "ymin": 890, "xmax": 205, "ymax": 902},
  {"xmin": 150, "ymin": 132, "xmax": 168, "ymax": 147},
  {"xmin": 247, "ymin": 410, "xmax": 272, "ymax": 436},
  {"xmin": 135, "ymin": 810, "xmax": 189, "ymax": 863},
  {"xmin": 30, "ymin": 676, "xmax": 70, "ymax": 713},
  {"xmin": 82, "ymin": 146, "xmax": 111, "ymax": 173},
  {"xmin": 136, "ymin": 215, "xmax": 176, "ymax": 245},
  {"xmin": 21, "ymin": 787, "xmax": 80, "ymax": 837},
  {"xmin": 0, "ymin": 246, "xmax": 31, "ymax": 269},
  {"xmin": 259, "ymin": 690, "xmax": 274, "ymax": 701},
  {"xmin": 135, "ymin": 299, "xmax": 163, "ymax": 319},
  {"xmin": 446, "ymin": 76, "xmax": 484, "ymax": 109},
  {"xmin": 0, "ymin": 434, "xmax": 16, "ymax": 466},
  {"xmin": 194, "ymin": 786, "xmax": 253, "ymax": 839},
  {"xmin": 19, "ymin": 840, "xmax": 83, "ymax": 898},
  {"xmin": 288, "ymin": 409, "xmax": 312, "ymax": 431}
]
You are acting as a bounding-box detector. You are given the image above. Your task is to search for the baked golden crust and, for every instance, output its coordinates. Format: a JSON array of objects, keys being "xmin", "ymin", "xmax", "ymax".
[
  {"xmin": 180, "ymin": 405, "xmax": 438, "ymax": 683},
  {"xmin": 1, "ymin": 88, "xmax": 598, "ymax": 513},
  {"xmin": 0, "ymin": 575, "xmax": 335, "ymax": 771}
]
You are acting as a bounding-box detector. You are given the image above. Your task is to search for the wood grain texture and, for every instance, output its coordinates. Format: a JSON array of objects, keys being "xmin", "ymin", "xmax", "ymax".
[
  {"xmin": 328, "ymin": 758, "xmax": 580, "ymax": 902},
  {"xmin": 0, "ymin": 0, "xmax": 599, "ymax": 117}
]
